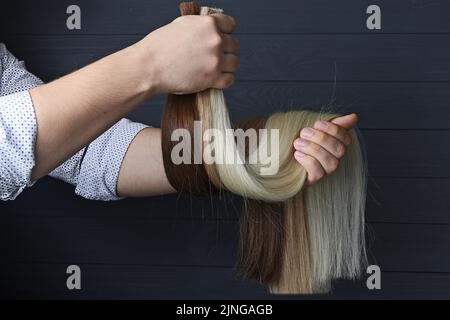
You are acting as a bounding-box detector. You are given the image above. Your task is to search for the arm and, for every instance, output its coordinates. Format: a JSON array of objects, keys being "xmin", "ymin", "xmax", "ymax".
[
  {"xmin": 115, "ymin": 116, "xmax": 359, "ymax": 198},
  {"xmin": 117, "ymin": 127, "xmax": 175, "ymax": 197},
  {"xmin": 30, "ymin": 13, "xmax": 239, "ymax": 181},
  {"xmin": 0, "ymin": 14, "xmax": 239, "ymax": 201},
  {"xmin": 29, "ymin": 45, "xmax": 155, "ymax": 181},
  {"xmin": 0, "ymin": 43, "xmax": 151, "ymax": 201}
]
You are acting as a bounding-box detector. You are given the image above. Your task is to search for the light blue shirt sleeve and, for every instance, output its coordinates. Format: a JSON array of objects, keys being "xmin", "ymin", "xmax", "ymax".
[{"xmin": 0, "ymin": 43, "xmax": 149, "ymax": 201}]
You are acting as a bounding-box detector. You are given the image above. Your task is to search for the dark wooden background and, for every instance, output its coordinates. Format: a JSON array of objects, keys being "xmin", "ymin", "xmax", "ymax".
[{"xmin": 1, "ymin": 0, "xmax": 450, "ymax": 299}]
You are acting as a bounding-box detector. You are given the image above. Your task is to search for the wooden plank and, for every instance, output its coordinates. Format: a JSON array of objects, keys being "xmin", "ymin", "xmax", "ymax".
[
  {"xmin": 1, "ymin": 0, "xmax": 450, "ymax": 35},
  {"xmin": 128, "ymin": 82, "xmax": 450, "ymax": 130},
  {"xmin": 366, "ymin": 177, "xmax": 450, "ymax": 224},
  {"xmin": 0, "ymin": 263, "xmax": 267, "ymax": 299},
  {"xmin": 2, "ymin": 177, "xmax": 450, "ymax": 225},
  {"xmin": 224, "ymin": 82, "xmax": 450, "ymax": 130},
  {"xmin": 3, "ymin": 34, "xmax": 450, "ymax": 82},
  {"xmin": 0, "ymin": 218, "xmax": 240, "ymax": 266},
  {"xmin": 1, "ymin": 219, "xmax": 450, "ymax": 273},
  {"xmin": 0, "ymin": 0, "xmax": 448, "ymax": 301},
  {"xmin": 364, "ymin": 130, "xmax": 450, "ymax": 178},
  {"xmin": 367, "ymin": 223, "xmax": 450, "ymax": 273},
  {"xmin": 0, "ymin": 178, "xmax": 242, "ymax": 221},
  {"xmin": 2, "ymin": 263, "xmax": 450, "ymax": 299}
]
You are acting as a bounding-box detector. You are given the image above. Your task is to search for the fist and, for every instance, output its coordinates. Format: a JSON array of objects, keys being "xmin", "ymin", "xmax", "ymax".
[{"xmin": 142, "ymin": 14, "xmax": 240, "ymax": 94}]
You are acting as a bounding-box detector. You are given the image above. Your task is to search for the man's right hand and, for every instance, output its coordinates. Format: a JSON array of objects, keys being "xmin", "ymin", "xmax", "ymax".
[
  {"xmin": 138, "ymin": 13, "xmax": 240, "ymax": 95},
  {"xmin": 28, "ymin": 13, "xmax": 240, "ymax": 181}
]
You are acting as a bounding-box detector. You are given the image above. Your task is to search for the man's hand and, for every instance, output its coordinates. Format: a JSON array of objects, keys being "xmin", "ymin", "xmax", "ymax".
[
  {"xmin": 293, "ymin": 113, "xmax": 359, "ymax": 186},
  {"xmin": 140, "ymin": 13, "xmax": 240, "ymax": 95},
  {"xmin": 29, "ymin": 13, "xmax": 239, "ymax": 181}
]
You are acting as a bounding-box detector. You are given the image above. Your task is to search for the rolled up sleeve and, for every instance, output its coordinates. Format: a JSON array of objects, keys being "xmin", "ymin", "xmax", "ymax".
[
  {"xmin": 0, "ymin": 91, "xmax": 38, "ymax": 200},
  {"xmin": 1, "ymin": 42, "xmax": 149, "ymax": 201},
  {"xmin": 51, "ymin": 119, "xmax": 148, "ymax": 201}
]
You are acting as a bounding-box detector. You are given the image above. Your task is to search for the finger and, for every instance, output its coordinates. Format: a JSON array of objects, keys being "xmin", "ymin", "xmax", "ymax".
[
  {"xmin": 299, "ymin": 128, "xmax": 346, "ymax": 159},
  {"xmin": 212, "ymin": 73, "xmax": 235, "ymax": 89},
  {"xmin": 331, "ymin": 113, "xmax": 358, "ymax": 130},
  {"xmin": 294, "ymin": 139, "xmax": 339, "ymax": 174},
  {"xmin": 211, "ymin": 14, "xmax": 236, "ymax": 34},
  {"xmin": 294, "ymin": 151, "xmax": 326, "ymax": 185},
  {"xmin": 222, "ymin": 34, "xmax": 240, "ymax": 53},
  {"xmin": 221, "ymin": 53, "xmax": 240, "ymax": 73},
  {"xmin": 313, "ymin": 120, "xmax": 352, "ymax": 146}
]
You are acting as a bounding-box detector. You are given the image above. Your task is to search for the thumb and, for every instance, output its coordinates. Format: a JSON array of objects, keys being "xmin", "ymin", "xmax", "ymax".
[{"xmin": 331, "ymin": 113, "xmax": 358, "ymax": 130}]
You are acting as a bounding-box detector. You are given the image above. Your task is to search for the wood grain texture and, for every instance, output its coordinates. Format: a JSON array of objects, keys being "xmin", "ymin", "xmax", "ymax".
[
  {"xmin": 2, "ymin": 263, "xmax": 450, "ymax": 299},
  {"xmin": 1, "ymin": 0, "xmax": 450, "ymax": 35},
  {"xmin": 1, "ymin": 177, "xmax": 450, "ymax": 224},
  {"xmin": 3, "ymin": 34, "xmax": 450, "ymax": 82},
  {"xmin": 2, "ymin": 218, "xmax": 450, "ymax": 274},
  {"xmin": 1, "ymin": 0, "xmax": 449, "ymax": 299},
  {"xmin": 127, "ymin": 82, "xmax": 450, "ymax": 130},
  {"xmin": 363, "ymin": 130, "xmax": 450, "ymax": 178}
]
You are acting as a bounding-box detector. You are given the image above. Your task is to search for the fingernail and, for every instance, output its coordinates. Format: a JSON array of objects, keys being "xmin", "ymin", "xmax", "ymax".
[
  {"xmin": 294, "ymin": 139, "xmax": 308, "ymax": 148},
  {"xmin": 301, "ymin": 128, "xmax": 314, "ymax": 138},
  {"xmin": 297, "ymin": 139, "xmax": 308, "ymax": 147},
  {"xmin": 315, "ymin": 121, "xmax": 328, "ymax": 131},
  {"xmin": 295, "ymin": 151, "xmax": 306, "ymax": 158}
]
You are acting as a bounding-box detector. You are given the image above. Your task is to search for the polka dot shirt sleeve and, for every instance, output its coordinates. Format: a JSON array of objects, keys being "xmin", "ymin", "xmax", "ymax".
[
  {"xmin": 0, "ymin": 91, "xmax": 38, "ymax": 200},
  {"xmin": 0, "ymin": 43, "xmax": 150, "ymax": 201},
  {"xmin": 73, "ymin": 119, "xmax": 148, "ymax": 201},
  {"xmin": 0, "ymin": 43, "xmax": 42, "ymax": 200}
]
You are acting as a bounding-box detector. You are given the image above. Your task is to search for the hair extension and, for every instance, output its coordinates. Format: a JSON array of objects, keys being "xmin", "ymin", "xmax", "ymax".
[
  {"xmin": 271, "ymin": 192, "xmax": 313, "ymax": 294},
  {"xmin": 161, "ymin": 93, "xmax": 212, "ymax": 195},
  {"xmin": 198, "ymin": 91, "xmax": 223, "ymax": 190},
  {"xmin": 161, "ymin": 2, "xmax": 207, "ymax": 195},
  {"xmin": 234, "ymin": 118, "xmax": 288, "ymax": 286},
  {"xmin": 161, "ymin": 1, "xmax": 368, "ymax": 294},
  {"xmin": 305, "ymin": 129, "xmax": 367, "ymax": 290},
  {"xmin": 237, "ymin": 199, "xmax": 285, "ymax": 285}
]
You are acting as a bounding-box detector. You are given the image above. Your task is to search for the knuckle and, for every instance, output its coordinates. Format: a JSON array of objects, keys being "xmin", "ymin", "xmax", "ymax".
[
  {"xmin": 234, "ymin": 57, "xmax": 241, "ymax": 69},
  {"xmin": 310, "ymin": 171, "xmax": 324, "ymax": 183},
  {"xmin": 328, "ymin": 158, "xmax": 339, "ymax": 172},
  {"xmin": 210, "ymin": 34, "xmax": 223, "ymax": 47},
  {"xmin": 184, "ymin": 16, "xmax": 198, "ymax": 27},
  {"xmin": 204, "ymin": 15, "xmax": 216, "ymax": 27},
  {"xmin": 308, "ymin": 172, "xmax": 319, "ymax": 183},
  {"xmin": 303, "ymin": 155, "xmax": 314, "ymax": 166},
  {"xmin": 336, "ymin": 143, "xmax": 346, "ymax": 158},
  {"xmin": 329, "ymin": 124, "xmax": 340, "ymax": 136},
  {"xmin": 345, "ymin": 133, "xmax": 353, "ymax": 146},
  {"xmin": 210, "ymin": 56, "xmax": 220, "ymax": 70},
  {"xmin": 224, "ymin": 75, "xmax": 235, "ymax": 87},
  {"xmin": 234, "ymin": 38, "xmax": 241, "ymax": 51},
  {"xmin": 229, "ymin": 16, "xmax": 237, "ymax": 29},
  {"xmin": 318, "ymin": 172, "xmax": 325, "ymax": 180},
  {"xmin": 312, "ymin": 142, "xmax": 322, "ymax": 153},
  {"xmin": 317, "ymin": 131, "xmax": 327, "ymax": 144},
  {"xmin": 217, "ymin": 75, "xmax": 233, "ymax": 88},
  {"xmin": 309, "ymin": 176, "xmax": 318, "ymax": 184}
]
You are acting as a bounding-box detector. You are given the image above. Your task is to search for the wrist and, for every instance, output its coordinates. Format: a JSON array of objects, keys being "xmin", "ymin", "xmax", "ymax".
[
  {"xmin": 127, "ymin": 35, "xmax": 164, "ymax": 97},
  {"xmin": 118, "ymin": 40, "xmax": 160, "ymax": 100}
]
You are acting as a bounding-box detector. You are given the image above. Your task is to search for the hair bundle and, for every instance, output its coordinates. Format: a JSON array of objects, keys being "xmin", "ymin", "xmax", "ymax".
[{"xmin": 160, "ymin": 1, "xmax": 367, "ymax": 294}]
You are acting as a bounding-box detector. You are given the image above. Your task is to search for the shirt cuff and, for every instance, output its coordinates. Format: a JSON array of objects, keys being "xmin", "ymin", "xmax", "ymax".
[
  {"xmin": 0, "ymin": 91, "xmax": 37, "ymax": 200},
  {"xmin": 75, "ymin": 119, "xmax": 148, "ymax": 201}
]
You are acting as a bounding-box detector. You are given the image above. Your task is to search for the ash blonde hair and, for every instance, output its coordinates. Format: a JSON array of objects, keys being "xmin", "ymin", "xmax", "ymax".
[{"xmin": 161, "ymin": 2, "xmax": 368, "ymax": 294}]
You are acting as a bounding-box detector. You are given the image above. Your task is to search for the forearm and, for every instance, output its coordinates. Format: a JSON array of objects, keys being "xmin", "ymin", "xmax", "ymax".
[
  {"xmin": 30, "ymin": 42, "xmax": 157, "ymax": 180},
  {"xmin": 117, "ymin": 127, "xmax": 175, "ymax": 197},
  {"xmin": 28, "ymin": 12, "xmax": 237, "ymax": 187}
]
